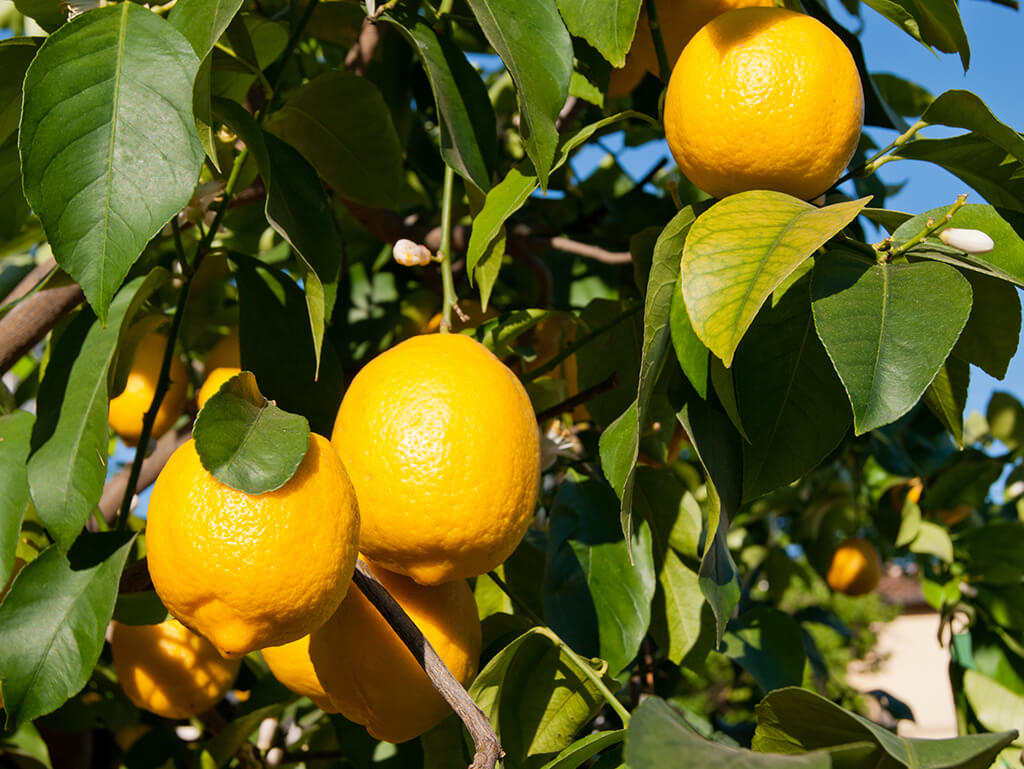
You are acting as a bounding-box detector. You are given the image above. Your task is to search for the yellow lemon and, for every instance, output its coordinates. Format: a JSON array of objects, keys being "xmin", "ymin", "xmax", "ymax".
[
  {"xmin": 826, "ymin": 537, "xmax": 882, "ymax": 597},
  {"xmin": 196, "ymin": 366, "xmax": 242, "ymax": 410},
  {"xmin": 331, "ymin": 333, "xmax": 540, "ymax": 585},
  {"xmin": 262, "ymin": 561, "xmax": 481, "ymax": 743},
  {"xmin": 108, "ymin": 332, "xmax": 188, "ymax": 446},
  {"xmin": 146, "ymin": 434, "xmax": 360, "ymax": 657}
]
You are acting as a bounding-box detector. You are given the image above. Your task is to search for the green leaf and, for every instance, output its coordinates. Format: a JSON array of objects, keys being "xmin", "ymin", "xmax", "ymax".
[
  {"xmin": 469, "ymin": 627, "xmax": 611, "ymax": 765},
  {"xmin": 893, "ymin": 134, "xmax": 1024, "ymax": 214},
  {"xmin": 0, "ymin": 37, "xmax": 40, "ymax": 148},
  {"xmin": 19, "ymin": 4, "xmax": 203, "ymax": 322},
  {"xmin": 0, "ymin": 137, "xmax": 29, "ymax": 242},
  {"xmin": 27, "ymin": 271, "xmax": 165, "ymax": 551},
  {"xmin": 923, "ymin": 90, "xmax": 1024, "ymax": 161},
  {"xmin": 922, "ymin": 356, "xmax": 969, "ymax": 448},
  {"xmin": 112, "ymin": 590, "xmax": 169, "ymax": 626},
  {"xmin": 811, "ymin": 250, "xmax": 972, "ymax": 435},
  {"xmin": 735, "ymin": 275, "xmax": 851, "ymax": 500},
  {"xmin": 678, "ymin": 399, "xmax": 742, "ymax": 647},
  {"xmin": 0, "ymin": 532, "xmax": 134, "ymax": 727},
  {"xmin": 895, "ymin": 204, "xmax": 1024, "ymax": 288},
  {"xmin": 860, "ymin": 0, "xmax": 968, "ymax": 68},
  {"xmin": 539, "ymin": 730, "xmax": 626, "ymax": 769},
  {"xmin": 682, "ymin": 192, "xmax": 870, "ymax": 367},
  {"xmin": 0, "ymin": 721, "xmax": 52, "ymax": 768},
  {"xmin": 235, "ymin": 265, "xmax": 345, "ymax": 437},
  {"xmin": 669, "ymin": 272, "xmax": 709, "ymax": 399},
  {"xmin": 265, "ymin": 71, "xmax": 402, "ymax": 209},
  {"xmin": 12, "ymin": 0, "xmax": 65, "ymax": 32},
  {"xmin": 628, "ymin": 698, "xmax": 834, "ymax": 769},
  {"xmin": 386, "ymin": 9, "xmax": 497, "ymax": 192},
  {"xmin": 722, "ymin": 608, "xmax": 806, "ymax": 694},
  {"xmin": 202, "ymin": 704, "xmax": 284, "ymax": 769},
  {"xmin": 553, "ymin": 472, "xmax": 656, "ymax": 678},
  {"xmin": 957, "ymin": 522, "xmax": 1024, "ymax": 585},
  {"xmin": 465, "ymin": 0, "xmax": 572, "ymax": 188},
  {"xmin": 263, "ymin": 134, "xmax": 342, "ymax": 374},
  {"xmin": 168, "ymin": 0, "xmax": 245, "ymax": 59},
  {"xmin": 950, "ymin": 271, "xmax": 1021, "ymax": 380},
  {"xmin": 556, "ymin": 0, "xmax": 642, "ymax": 67},
  {"xmin": 0, "ymin": 411, "xmax": 33, "ymax": 586},
  {"xmin": 600, "ymin": 205, "xmax": 699, "ymax": 543},
  {"xmin": 192, "ymin": 371, "xmax": 311, "ymax": 495},
  {"xmin": 871, "ymin": 73, "xmax": 933, "ymax": 119},
  {"xmin": 987, "ymin": 391, "xmax": 1024, "ymax": 450},
  {"xmin": 191, "ymin": 55, "xmax": 219, "ymax": 172},
  {"xmin": 964, "ymin": 670, "xmax": 1024, "ymax": 735},
  {"xmin": 754, "ymin": 687, "xmax": 1016, "ymax": 769}
]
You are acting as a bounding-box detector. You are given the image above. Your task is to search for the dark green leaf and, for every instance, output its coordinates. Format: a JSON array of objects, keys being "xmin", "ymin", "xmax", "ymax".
[
  {"xmin": 556, "ymin": 0, "xmax": 642, "ymax": 67},
  {"xmin": 192, "ymin": 55, "xmax": 219, "ymax": 172},
  {"xmin": 669, "ymin": 271, "xmax": 709, "ymax": 399},
  {"xmin": 112, "ymin": 591, "xmax": 169, "ymax": 626},
  {"xmin": 678, "ymin": 399, "xmax": 742, "ymax": 646},
  {"xmin": 735, "ymin": 276, "xmax": 851, "ymax": 500},
  {"xmin": 599, "ymin": 205, "xmax": 698, "ymax": 543},
  {"xmin": 923, "ymin": 90, "xmax": 1024, "ymax": 161},
  {"xmin": 860, "ymin": 0, "xmax": 967, "ymax": 67},
  {"xmin": 168, "ymin": 0, "xmax": 245, "ymax": 59},
  {"xmin": 539, "ymin": 730, "xmax": 626, "ymax": 769},
  {"xmin": 987, "ymin": 391, "xmax": 1024, "ymax": 450},
  {"xmin": 893, "ymin": 134, "xmax": 1024, "ymax": 214},
  {"xmin": 628, "ymin": 698, "xmax": 834, "ymax": 769},
  {"xmin": 722, "ymin": 608, "xmax": 806, "ymax": 694},
  {"xmin": 957, "ymin": 522, "xmax": 1024, "ymax": 585},
  {"xmin": 469, "ymin": 627, "xmax": 611, "ymax": 765},
  {"xmin": 193, "ymin": 371, "xmax": 311, "ymax": 495},
  {"xmin": 0, "ymin": 37, "xmax": 40, "ymax": 147},
  {"xmin": 552, "ymin": 472, "xmax": 656, "ymax": 678},
  {"xmin": 465, "ymin": 0, "xmax": 572, "ymax": 188},
  {"xmin": 950, "ymin": 270, "xmax": 1021, "ymax": 379},
  {"xmin": 0, "ymin": 532, "xmax": 134, "ymax": 727},
  {"xmin": 754, "ymin": 687, "xmax": 1016, "ymax": 769},
  {"xmin": 19, "ymin": 4, "xmax": 203, "ymax": 321},
  {"xmin": 871, "ymin": 73, "xmax": 933, "ymax": 118},
  {"xmin": 923, "ymin": 356, "xmax": 969, "ymax": 448},
  {"xmin": 236, "ymin": 265, "xmax": 345, "ymax": 437},
  {"xmin": 811, "ymin": 250, "xmax": 972, "ymax": 434},
  {"xmin": 386, "ymin": 9, "xmax": 497, "ymax": 192},
  {"xmin": 265, "ymin": 71, "xmax": 402, "ymax": 209},
  {"xmin": 0, "ymin": 137, "xmax": 29, "ymax": 242},
  {"xmin": 27, "ymin": 272, "xmax": 165, "ymax": 551},
  {"xmin": 682, "ymin": 193, "xmax": 870, "ymax": 366},
  {"xmin": 12, "ymin": 0, "xmax": 65, "ymax": 32},
  {"xmin": 263, "ymin": 134, "xmax": 342, "ymax": 373},
  {"xmin": 0, "ymin": 411, "xmax": 33, "ymax": 586}
]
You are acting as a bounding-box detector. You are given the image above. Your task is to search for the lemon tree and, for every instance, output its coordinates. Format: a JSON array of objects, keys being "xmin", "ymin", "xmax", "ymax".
[{"xmin": 1, "ymin": 0, "xmax": 1024, "ymax": 767}]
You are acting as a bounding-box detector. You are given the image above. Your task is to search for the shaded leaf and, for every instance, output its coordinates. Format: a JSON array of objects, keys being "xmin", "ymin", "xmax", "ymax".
[
  {"xmin": 987, "ymin": 391, "xmax": 1024, "ymax": 450},
  {"xmin": 386, "ymin": 8, "xmax": 497, "ymax": 192},
  {"xmin": 0, "ymin": 37, "xmax": 40, "ymax": 148},
  {"xmin": 12, "ymin": 0, "xmax": 65, "ymax": 32},
  {"xmin": 811, "ymin": 250, "xmax": 972, "ymax": 434},
  {"xmin": 669, "ymin": 271, "xmax": 709, "ymax": 399},
  {"xmin": 734, "ymin": 275, "xmax": 851, "ymax": 500},
  {"xmin": 723, "ymin": 607, "xmax": 806, "ymax": 694},
  {"xmin": 27, "ymin": 272, "xmax": 165, "ymax": 551},
  {"xmin": 682, "ymin": 192, "xmax": 870, "ymax": 366},
  {"xmin": 193, "ymin": 371, "xmax": 311, "ymax": 495},
  {"xmin": 168, "ymin": 0, "xmax": 245, "ymax": 59},
  {"xmin": 266, "ymin": 71, "xmax": 403, "ymax": 209},
  {"xmin": 19, "ymin": 4, "xmax": 203, "ymax": 321},
  {"xmin": 556, "ymin": 0, "xmax": 642, "ymax": 67},
  {"xmin": 923, "ymin": 356, "xmax": 969, "ymax": 448},
  {"xmin": 112, "ymin": 590, "xmax": 169, "ymax": 626},
  {"xmin": 949, "ymin": 270, "xmax": 1021, "ymax": 380},
  {"xmin": 465, "ymin": 0, "xmax": 572, "ymax": 187},
  {"xmin": 871, "ymin": 73, "xmax": 933, "ymax": 119},
  {"xmin": 0, "ymin": 138, "xmax": 29, "ymax": 242},
  {"xmin": 539, "ymin": 729, "xmax": 626, "ymax": 769},
  {"xmin": 0, "ymin": 411, "xmax": 33, "ymax": 586},
  {"xmin": 923, "ymin": 90, "xmax": 1024, "ymax": 162},
  {"xmin": 0, "ymin": 532, "xmax": 134, "ymax": 727}
]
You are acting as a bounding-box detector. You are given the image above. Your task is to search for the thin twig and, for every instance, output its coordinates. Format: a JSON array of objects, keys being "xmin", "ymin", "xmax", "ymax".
[
  {"xmin": 344, "ymin": 16, "xmax": 382, "ymax": 76},
  {"xmin": 352, "ymin": 560, "xmax": 503, "ymax": 769},
  {"xmin": 535, "ymin": 373, "xmax": 618, "ymax": 421}
]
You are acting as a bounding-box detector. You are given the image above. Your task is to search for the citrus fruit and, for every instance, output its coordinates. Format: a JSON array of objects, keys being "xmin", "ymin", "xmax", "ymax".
[
  {"xmin": 331, "ymin": 333, "xmax": 540, "ymax": 585},
  {"xmin": 197, "ymin": 366, "xmax": 242, "ymax": 410},
  {"xmin": 146, "ymin": 434, "xmax": 360, "ymax": 657},
  {"xmin": 826, "ymin": 537, "xmax": 882, "ymax": 597},
  {"xmin": 110, "ymin": 618, "xmax": 241, "ymax": 719},
  {"xmin": 663, "ymin": 7, "xmax": 864, "ymax": 200},
  {"xmin": 262, "ymin": 560, "xmax": 481, "ymax": 743},
  {"xmin": 204, "ymin": 328, "xmax": 240, "ymax": 374},
  {"xmin": 108, "ymin": 331, "xmax": 188, "ymax": 446},
  {"xmin": 608, "ymin": 0, "xmax": 773, "ymax": 98}
]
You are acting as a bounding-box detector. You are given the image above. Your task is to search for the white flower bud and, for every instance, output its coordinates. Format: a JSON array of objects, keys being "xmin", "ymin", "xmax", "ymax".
[
  {"xmin": 392, "ymin": 239, "xmax": 433, "ymax": 267},
  {"xmin": 175, "ymin": 725, "xmax": 202, "ymax": 742},
  {"xmin": 266, "ymin": 748, "xmax": 284, "ymax": 767},
  {"xmin": 257, "ymin": 718, "xmax": 278, "ymax": 751},
  {"xmin": 939, "ymin": 227, "xmax": 994, "ymax": 254}
]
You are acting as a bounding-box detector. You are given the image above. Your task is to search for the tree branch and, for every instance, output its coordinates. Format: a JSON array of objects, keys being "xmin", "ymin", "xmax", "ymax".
[
  {"xmin": 0, "ymin": 281, "xmax": 85, "ymax": 376},
  {"xmin": 344, "ymin": 16, "xmax": 383, "ymax": 76},
  {"xmin": 352, "ymin": 560, "xmax": 502, "ymax": 769}
]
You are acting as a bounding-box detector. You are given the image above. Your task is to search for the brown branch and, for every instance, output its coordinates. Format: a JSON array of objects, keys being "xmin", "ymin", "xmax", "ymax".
[
  {"xmin": 535, "ymin": 373, "xmax": 618, "ymax": 421},
  {"xmin": 0, "ymin": 282, "xmax": 85, "ymax": 376},
  {"xmin": 344, "ymin": 17, "xmax": 382, "ymax": 76},
  {"xmin": 96, "ymin": 428, "xmax": 190, "ymax": 526},
  {"xmin": 3, "ymin": 257, "xmax": 57, "ymax": 305},
  {"xmin": 352, "ymin": 560, "xmax": 502, "ymax": 769},
  {"xmin": 527, "ymin": 235, "xmax": 631, "ymax": 264}
]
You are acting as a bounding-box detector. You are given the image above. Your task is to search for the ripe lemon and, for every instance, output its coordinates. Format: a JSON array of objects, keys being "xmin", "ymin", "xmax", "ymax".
[
  {"xmin": 262, "ymin": 560, "xmax": 481, "ymax": 743},
  {"xmin": 608, "ymin": 0, "xmax": 773, "ymax": 98},
  {"xmin": 331, "ymin": 334, "xmax": 540, "ymax": 585},
  {"xmin": 204, "ymin": 328, "xmax": 240, "ymax": 374},
  {"xmin": 146, "ymin": 434, "xmax": 360, "ymax": 657},
  {"xmin": 108, "ymin": 332, "xmax": 188, "ymax": 446},
  {"xmin": 111, "ymin": 618, "xmax": 241, "ymax": 719},
  {"xmin": 663, "ymin": 7, "xmax": 864, "ymax": 200},
  {"xmin": 826, "ymin": 537, "xmax": 881, "ymax": 597},
  {"xmin": 197, "ymin": 366, "xmax": 242, "ymax": 410}
]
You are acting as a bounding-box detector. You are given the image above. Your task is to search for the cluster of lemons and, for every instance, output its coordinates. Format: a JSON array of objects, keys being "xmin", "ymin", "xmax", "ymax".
[{"xmin": 107, "ymin": 329, "xmax": 540, "ymax": 743}]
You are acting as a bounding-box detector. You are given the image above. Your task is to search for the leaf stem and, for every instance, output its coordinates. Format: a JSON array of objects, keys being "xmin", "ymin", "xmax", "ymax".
[
  {"xmin": 535, "ymin": 626, "xmax": 632, "ymax": 725},
  {"xmin": 836, "ymin": 119, "xmax": 927, "ymax": 185},
  {"xmin": 522, "ymin": 302, "xmax": 641, "ymax": 383},
  {"xmin": 645, "ymin": 0, "xmax": 672, "ymax": 84},
  {"xmin": 484, "ymin": 570, "xmax": 545, "ymax": 626},
  {"xmin": 437, "ymin": 0, "xmax": 455, "ymax": 17},
  {"xmin": 439, "ymin": 164, "xmax": 457, "ymax": 332},
  {"xmin": 878, "ymin": 193, "xmax": 968, "ymax": 262}
]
